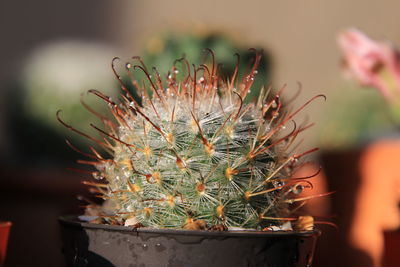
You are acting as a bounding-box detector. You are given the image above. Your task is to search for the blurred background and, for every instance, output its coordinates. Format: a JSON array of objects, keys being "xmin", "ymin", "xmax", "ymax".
[{"xmin": 1, "ymin": 0, "xmax": 400, "ymax": 266}]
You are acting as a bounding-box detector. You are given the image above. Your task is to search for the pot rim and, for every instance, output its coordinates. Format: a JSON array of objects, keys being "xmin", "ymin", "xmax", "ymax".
[
  {"xmin": 59, "ymin": 215, "xmax": 320, "ymax": 238},
  {"xmin": 0, "ymin": 221, "xmax": 12, "ymax": 228}
]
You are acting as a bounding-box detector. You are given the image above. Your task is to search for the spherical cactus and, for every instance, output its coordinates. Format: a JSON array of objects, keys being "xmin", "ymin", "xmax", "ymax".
[{"xmin": 58, "ymin": 49, "xmax": 325, "ymax": 230}]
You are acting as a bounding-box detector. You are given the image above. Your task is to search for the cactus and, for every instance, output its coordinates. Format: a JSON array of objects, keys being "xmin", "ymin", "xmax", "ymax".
[{"xmin": 58, "ymin": 49, "xmax": 324, "ymax": 230}]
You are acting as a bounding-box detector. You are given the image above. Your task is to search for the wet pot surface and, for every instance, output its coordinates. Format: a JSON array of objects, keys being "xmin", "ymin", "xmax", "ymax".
[{"xmin": 59, "ymin": 216, "xmax": 319, "ymax": 267}]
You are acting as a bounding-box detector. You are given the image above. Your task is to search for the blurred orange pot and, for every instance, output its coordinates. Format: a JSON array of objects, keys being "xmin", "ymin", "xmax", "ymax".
[
  {"xmin": 0, "ymin": 221, "xmax": 11, "ymax": 267},
  {"xmin": 319, "ymin": 139, "xmax": 400, "ymax": 267}
]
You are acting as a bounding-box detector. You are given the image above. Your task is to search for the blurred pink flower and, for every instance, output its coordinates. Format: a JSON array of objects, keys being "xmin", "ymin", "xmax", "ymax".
[{"xmin": 338, "ymin": 28, "xmax": 400, "ymax": 100}]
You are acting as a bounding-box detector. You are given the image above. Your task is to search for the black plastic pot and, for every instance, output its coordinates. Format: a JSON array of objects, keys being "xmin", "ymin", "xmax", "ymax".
[{"xmin": 59, "ymin": 216, "xmax": 320, "ymax": 267}]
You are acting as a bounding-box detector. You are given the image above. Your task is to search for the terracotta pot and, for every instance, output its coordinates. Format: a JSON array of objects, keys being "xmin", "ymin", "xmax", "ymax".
[
  {"xmin": 383, "ymin": 230, "xmax": 400, "ymax": 267},
  {"xmin": 59, "ymin": 216, "xmax": 320, "ymax": 267},
  {"xmin": 0, "ymin": 221, "xmax": 12, "ymax": 267},
  {"xmin": 318, "ymin": 139, "xmax": 400, "ymax": 267}
]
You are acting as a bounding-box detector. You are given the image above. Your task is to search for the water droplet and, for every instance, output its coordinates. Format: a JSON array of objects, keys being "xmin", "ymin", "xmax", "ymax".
[
  {"xmin": 273, "ymin": 180, "xmax": 285, "ymax": 188},
  {"xmin": 143, "ymin": 244, "xmax": 147, "ymax": 248},
  {"xmin": 293, "ymin": 185, "xmax": 303, "ymax": 194},
  {"xmin": 92, "ymin": 172, "xmax": 103, "ymax": 180},
  {"xmin": 174, "ymin": 70, "xmax": 179, "ymax": 74}
]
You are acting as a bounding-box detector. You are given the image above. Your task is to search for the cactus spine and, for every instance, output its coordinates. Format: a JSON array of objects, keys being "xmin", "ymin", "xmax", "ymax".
[{"xmin": 59, "ymin": 50, "xmax": 323, "ymax": 230}]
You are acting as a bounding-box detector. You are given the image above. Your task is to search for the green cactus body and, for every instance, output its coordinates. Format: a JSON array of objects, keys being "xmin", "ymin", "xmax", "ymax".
[{"xmin": 60, "ymin": 50, "xmax": 322, "ymax": 230}]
